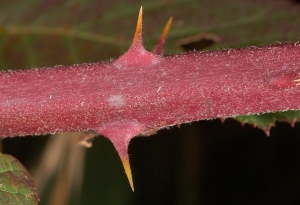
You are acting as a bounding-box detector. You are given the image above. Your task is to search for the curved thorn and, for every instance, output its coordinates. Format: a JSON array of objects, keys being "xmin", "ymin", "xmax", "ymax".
[
  {"xmin": 152, "ymin": 17, "xmax": 173, "ymax": 55},
  {"xmin": 132, "ymin": 6, "xmax": 143, "ymax": 45}
]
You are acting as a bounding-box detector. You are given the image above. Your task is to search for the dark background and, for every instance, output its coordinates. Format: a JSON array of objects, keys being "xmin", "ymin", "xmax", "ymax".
[{"xmin": 3, "ymin": 119, "xmax": 300, "ymax": 204}]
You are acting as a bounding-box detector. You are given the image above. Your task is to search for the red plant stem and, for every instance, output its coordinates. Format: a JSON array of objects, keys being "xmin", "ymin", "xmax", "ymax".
[{"xmin": 1, "ymin": 42, "xmax": 300, "ymax": 137}]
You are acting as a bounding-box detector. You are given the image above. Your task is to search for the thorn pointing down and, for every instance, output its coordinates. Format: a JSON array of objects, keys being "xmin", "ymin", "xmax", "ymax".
[
  {"xmin": 95, "ymin": 121, "xmax": 146, "ymax": 191},
  {"xmin": 121, "ymin": 156, "xmax": 134, "ymax": 191}
]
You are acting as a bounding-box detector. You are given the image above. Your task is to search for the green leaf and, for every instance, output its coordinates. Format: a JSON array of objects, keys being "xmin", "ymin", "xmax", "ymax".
[
  {"xmin": 235, "ymin": 110, "xmax": 300, "ymax": 135},
  {"xmin": 0, "ymin": 153, "xmax": 39, "ymax": 205}
]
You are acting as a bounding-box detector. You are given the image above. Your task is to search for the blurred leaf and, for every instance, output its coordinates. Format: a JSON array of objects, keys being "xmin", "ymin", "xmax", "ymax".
[
  {"xmin": 0, "ymin": 153, "xmax": 39, "ymax": 205},
  {"xmin": 0, "ymin": 0, "xmax": 299, "ymax": 70}
]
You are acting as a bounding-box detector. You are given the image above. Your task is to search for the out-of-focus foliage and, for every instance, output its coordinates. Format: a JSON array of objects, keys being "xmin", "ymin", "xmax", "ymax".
[
  {"xmin": 0, "ymin": 0, "xmax": 299, "ymax": 71},
  {"xmin": 0, "ymin": 153, "xmax": 39, "ymax": 204}
]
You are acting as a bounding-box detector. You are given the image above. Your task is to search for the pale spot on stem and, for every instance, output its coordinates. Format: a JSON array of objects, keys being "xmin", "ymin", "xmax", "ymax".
[{"xmin": 107, "ymin": 95, "xmax": 125, "ymax": 108}]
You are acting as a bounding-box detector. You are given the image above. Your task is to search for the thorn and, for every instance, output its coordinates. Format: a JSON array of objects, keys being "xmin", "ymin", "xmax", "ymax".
[
  {"xmin": 161, "ymin": 17, "xmax": 173, "ymax": 40},
  {"xmin": 132, "ymin": 6, "xmax": 143, "ymax": 45},
  {"xmin": 95, "ymin": 121, "xmax": 146, "ymax": 191},
  {"xmin": 121, "ymin": 156, "xmax": 134, "ymax": 191},
  {"xmin": 152, "ymin": 17, "xmax": 173, "ymax": 55},
  {"xmin": 114, "ymin": 6, "xmax": 162, "ymax": 69},
  {"xmin": 108, "ymin": 139, "xmax": 135, "ymax": 191}
]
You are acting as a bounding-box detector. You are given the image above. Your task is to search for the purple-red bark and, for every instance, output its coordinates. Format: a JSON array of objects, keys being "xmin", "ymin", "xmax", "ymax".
[
  {"xmin": 1, "ymin": 8, "xmax": 300, "ymax": 190},
  {"xmin": 1, "ymin": 41, "xmax": 300, "ymax": 137}
]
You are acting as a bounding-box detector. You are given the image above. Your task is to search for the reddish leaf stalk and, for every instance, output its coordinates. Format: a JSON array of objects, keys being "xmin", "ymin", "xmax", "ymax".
[{"xmin": 1, "ymin": 8, "xmax": 300, "ymax": 190}]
